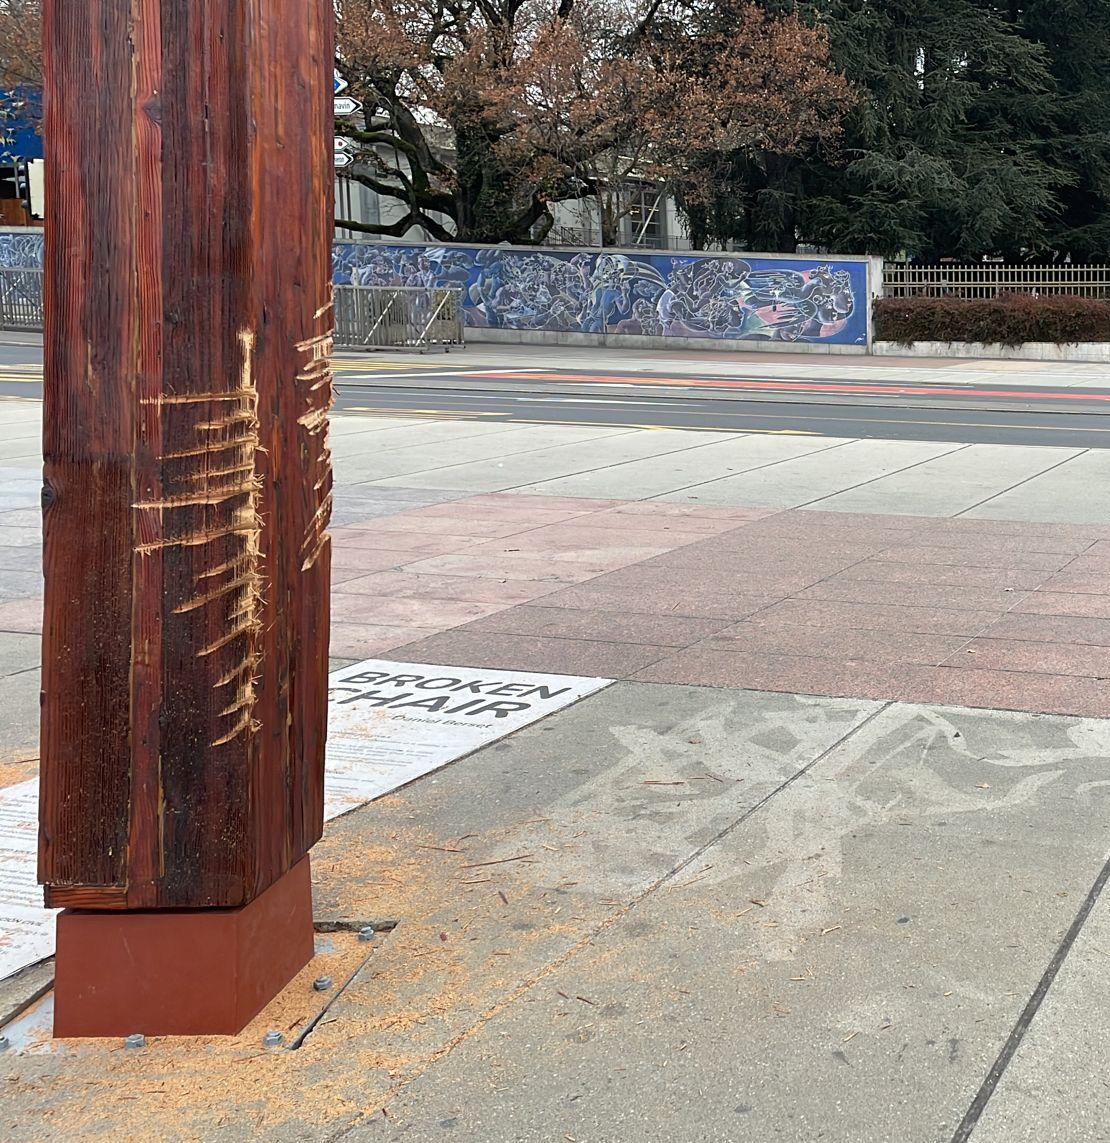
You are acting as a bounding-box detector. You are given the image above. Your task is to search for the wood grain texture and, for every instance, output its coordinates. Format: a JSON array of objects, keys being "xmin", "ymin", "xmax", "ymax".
[{"xmin": 39, "ymin": 0, "xmax": 335, "ymax": 911}]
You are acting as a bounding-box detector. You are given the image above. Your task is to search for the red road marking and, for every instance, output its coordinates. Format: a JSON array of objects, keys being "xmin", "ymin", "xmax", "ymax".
[{"xmin": 483, "ymin": 371, "xmax": 1110, "ymax": 403}]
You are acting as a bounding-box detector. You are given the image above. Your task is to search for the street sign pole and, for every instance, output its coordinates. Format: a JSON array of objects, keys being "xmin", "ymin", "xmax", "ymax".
[{"xmin": 41, "ymin": 0, "xmax": 335, "ymax": 1037}]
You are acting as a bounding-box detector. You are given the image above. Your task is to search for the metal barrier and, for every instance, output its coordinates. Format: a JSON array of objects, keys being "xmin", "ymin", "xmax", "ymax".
[
  {"xmin": 0, "ymin": 267, "xmax": 44, "ymax": 331},
  {"xmin": 882, "ymin": 263, "xmax": 1110, "ymax": 300},
  {"xmin": 333, "ymin": 285, "xmax": 464, "ymax": 351}
]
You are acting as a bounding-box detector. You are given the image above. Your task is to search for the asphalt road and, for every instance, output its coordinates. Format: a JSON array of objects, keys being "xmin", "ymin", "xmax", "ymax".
[{"xmin": 3, "ymin": 343, "xmax": 1110, "ymax": 448}]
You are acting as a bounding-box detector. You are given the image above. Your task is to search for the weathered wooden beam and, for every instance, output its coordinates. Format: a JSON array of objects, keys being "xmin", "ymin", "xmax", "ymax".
[{"xmin": 39, "ymin": 0, "xmax": 334, "ymax": 932}]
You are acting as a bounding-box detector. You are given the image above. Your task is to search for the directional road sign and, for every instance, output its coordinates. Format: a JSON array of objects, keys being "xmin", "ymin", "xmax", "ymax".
[
  {"xmin": 334, "ymin": 136, "xmax": 357, "ymax": 154},
  {"xmin": 334, "ymin": 96, "xmax": 362, "ymax": 117},
  {"xmin": 334, "ymin": 152, "xmax": 354, "ymax": 169},
  {"xmin": 334, "ymin": 70, "xmax": 348, "ymax": 96}
]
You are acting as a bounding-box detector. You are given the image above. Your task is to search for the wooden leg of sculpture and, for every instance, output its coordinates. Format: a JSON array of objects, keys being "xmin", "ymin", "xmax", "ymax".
[{"xmin": 39, "ymin": 0, "xmax": 335, "ymax": 1037}]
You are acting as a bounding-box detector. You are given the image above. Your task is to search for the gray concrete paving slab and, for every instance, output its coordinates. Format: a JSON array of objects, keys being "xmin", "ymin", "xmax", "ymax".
[
  {"xmin": 961, "ymin": 450, "xmax": 1110, "ymax": 524},
  {"xmin": 0, "ymin": 631, "xmax": 41, "ymax": 675},
  {"xmin": 349, "ymin": 700, "xmax": 1110, "ymax": 1143},
  {"xmin": 0, "ymin": 666, "xmax": 40, "ymax": 760},
  {"xmin": 334, "ymin": 423, "xmax": 635, "ymax": 485},
  {"xmin": 515, "ymin": 433, "xmax": 844, "ymax": 500},
  {"xmin": 656, "ymin": 438, "xmax": 964, "ymax": 508},
  {"xmin": 328, "ymin": 417, "xmax": 535, "ymax": 453},
  {"xmin": 965, "ymin": 870, "xmax": 1110, "ymax": 1143},
  {"xmin": 368, "ymin": 429, "xmax": 740, "ymax": 493},
  {"xmin": 816, "ymin": 444, "xmax": 1085, "ymax": 517}
]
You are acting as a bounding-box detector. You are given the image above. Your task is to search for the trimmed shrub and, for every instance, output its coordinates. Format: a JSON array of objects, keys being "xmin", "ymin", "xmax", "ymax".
[{"xmin": 874, "ymin": 294, "xmax": 1110, "ymax": 347}]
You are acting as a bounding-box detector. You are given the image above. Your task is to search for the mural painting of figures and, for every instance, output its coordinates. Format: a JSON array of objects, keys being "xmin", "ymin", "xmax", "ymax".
[
  {"xmin": 333, "ymin": 241, "xmax": 869, "ymax": 346},
  {"xmin": 2, "ymin": 230, "xmax": 868, "ymax": 345}
]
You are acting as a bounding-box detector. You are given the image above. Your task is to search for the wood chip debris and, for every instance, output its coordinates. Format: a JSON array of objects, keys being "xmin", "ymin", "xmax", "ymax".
[{"xmin": 461, "ymin": 854, "xmax": 535, "ymax": 868}]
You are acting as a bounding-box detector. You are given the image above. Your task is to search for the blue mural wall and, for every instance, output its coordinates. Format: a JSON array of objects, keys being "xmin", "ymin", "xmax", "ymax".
[
  {"xmin": 0, "ymin": 229, "xmax": 43, "ymax": 269},
  {"xmin": 333, "ymin": 242, "xmax": 869, "ymax": 346},
  {"xmin": 0, "ymin": 230, "xmax": 869, "ymax": 346}
]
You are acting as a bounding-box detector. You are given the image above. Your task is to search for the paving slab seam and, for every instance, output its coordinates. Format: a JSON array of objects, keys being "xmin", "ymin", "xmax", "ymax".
[
  {"xmin": 630, "ymin": 437, "xmax": 858, "ymax": 503},
  {"xmin": 344, "ymin": 424, "xmax": 648, "ymax": 487},
  {"xmin": 436, "ymin": 428, "xmax": 766, "ymax": 498},
  {"xmin": 326, "ymin": 699, "xmax": 895, "ymax": 1142},
  {"xmin": 925, "ymin": 568, "xmax": 1070, "ymax": 670},
  {"xmin": 953, "ymin": 446, "xmax": 1094, "ymax": 520},
  {"xmin": 792, "ymin": 442, "xmax": 975, "ymax": 510},
  {"xmin": 953, "ymin": 849, "xmax": 1110, "ymax": 1143}
]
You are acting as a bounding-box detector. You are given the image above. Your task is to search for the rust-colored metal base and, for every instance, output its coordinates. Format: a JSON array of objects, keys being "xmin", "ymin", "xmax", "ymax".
[{"xmin": 53, "ymin": 858, "xmax": 315, "ymax": 1038}]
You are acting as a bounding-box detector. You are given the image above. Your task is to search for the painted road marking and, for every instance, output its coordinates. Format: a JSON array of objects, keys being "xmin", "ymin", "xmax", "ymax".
[{"xmin": 475, "ymin": 370, "xmax": 1110, "ymax": 404}]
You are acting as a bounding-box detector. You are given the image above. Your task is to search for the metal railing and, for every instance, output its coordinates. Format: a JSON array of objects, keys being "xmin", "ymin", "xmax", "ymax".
[
  {"xmin": 883, "ymin": 263, "xmax": 1110, "ymax": 300},
  {"xmin": 333, "ymin": 285, "xmax": 464, "ymax": 351},
  {"xmin": 0, "ymin": 266, "xmax": 43, "ymax": 330}
]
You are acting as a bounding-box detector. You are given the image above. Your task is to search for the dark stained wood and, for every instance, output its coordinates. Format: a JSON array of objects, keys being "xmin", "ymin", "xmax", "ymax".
[{"xmin": 39, "ymin": 1, "xmax": 335, "ymax": 911}]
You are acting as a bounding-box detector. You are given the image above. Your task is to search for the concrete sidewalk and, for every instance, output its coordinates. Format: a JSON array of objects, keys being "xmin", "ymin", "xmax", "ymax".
[{"xmin": 2, "ymin": 396, "xmax": 1109, "ymax": 1142}]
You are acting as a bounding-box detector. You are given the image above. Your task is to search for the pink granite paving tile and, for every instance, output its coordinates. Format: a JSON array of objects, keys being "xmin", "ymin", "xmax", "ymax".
[
  {"xmin": 359, "ymin": 515, "xmax": 545, "ymax": 538},
  {"xmin": 985, "ymin": 613, "xmax": 1110, "ymax": 646},
  {"xmin": 577, "ymin": 564, "xmax": 798, "ymax": 596},
  {"xmin": 329, "ymin": 594, "xmax": 509, "ymax": 628},
  {"xmin": 330, "ymin": 623, "xmax": 437, "ymax": 659},
  {"xmin": 891, "ymin": 665, "xmax": 1110, "ymax": 718},
  {"xmin": 632, "ymin": 647, "xmax": 904, "ymax": 696},
  {"xmin": 462, "ymin": 605, "xmax": 729, "ymax": 647},
  {"xmin": 640, "ymin": 546, "xmax": 873, "ymax": 577},
  {"xmin": 816, "ymin": 561, "xmax": 1048, "ymax": 592},
  {"xmin": 330, "ymin": 546, "xmax": 407, "ymax": 572},
  {"xmin": 402, "ymin": 553, "xmax": 613, "ymax": 583},
  {"xmin": 535, "ymin": 583, "xmax": 774, "ymax": 621},
  {"xmin": 911, "ymin": 528, "xmax": 1099, "ymax": 555},
  {"xmin": 916, "ymin": 519, "xmax": 1110, "ymax": 543},
  {"xmin": 633, "ymin": 649, "xmax": 1110, "ymax": 717},
  {"xmin": 333, "ymin": 529, "xmax": 487, "ymax": 555},
  {"xmin": 334, "ymin": 571, "xmax": 562, "ymax": 605},
  {"xmin": 459, "ymin": 493, "xmax": 623, "ymax": 514},
  {"xmin": 1057, "ymin": 550, "xmax": 1110, "ymax": 574},
  {"xmin": 389, "ymin": 630, "xmax": 668, "ymax": 677},
  {"xmin": 0, "ymin": 596, "xmax": 42, "ymax": 634},
  {"xmin": 781, "ymin": 509, "xmax": 933, "ymax": 532},
  {"xmin": 1009, "ymin": 592, "xmax": 1110, "ymax": 619},
  {"xmin": 594, "ymin": 504, "xmax": 777, "ymax": 527},
  {"xmin": 459, "ymin": 532, "xmax": 678, "ymax": 563},
  {"xmin": 943, "ymin": 639, "xmax": 1110, "ymax": 678},
  {"xmin": 873, "ymin": 545, "xmax": 1072, "ymax": 572},
  {"xmin": 488, "ymin": 523, "xmax": 715, "ymax": 549},
  {"xmin": 1039, "ymin": 572, "xmax": 1110, "ymax": 595},
  {"xmin": 704, "ymin": 622, "xmax": 967, "ymax": 666},
  {"xmin": 756, "ymin": 598, "xmax": 1001, "ymax": 637},
  {"xmin": 332, "ymin": 566, "xmax": 381, "ymax": 586},
  {"xmin": 797, "ymin": 580, "xmax": 1031, "ymax": 612}
]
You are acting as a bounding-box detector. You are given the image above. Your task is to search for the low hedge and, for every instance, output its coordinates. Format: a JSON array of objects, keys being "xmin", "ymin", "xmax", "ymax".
[{"xmin": 874, "ymin": 293, "xmax": 1110, "ymax": 346}]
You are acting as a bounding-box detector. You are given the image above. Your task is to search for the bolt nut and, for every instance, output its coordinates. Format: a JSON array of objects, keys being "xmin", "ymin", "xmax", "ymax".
[
  {"xmin": 262, "ymin": 1030, "xmax": 284, "ymax": 1049},
  {"xmin": 357, "ymin": 926, "xmax": 376, "ymax": 942},
  {"xmin": 124, "ymin": 1033, "xmax": 146, "ymax": 1050},
  {"xmin": 313, "ymin": 976, "xmax": 333, "ymax": 992},
  {"xmin": 0, "ymin": 1035, "xmax": 10, "ymax": 1051}
]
